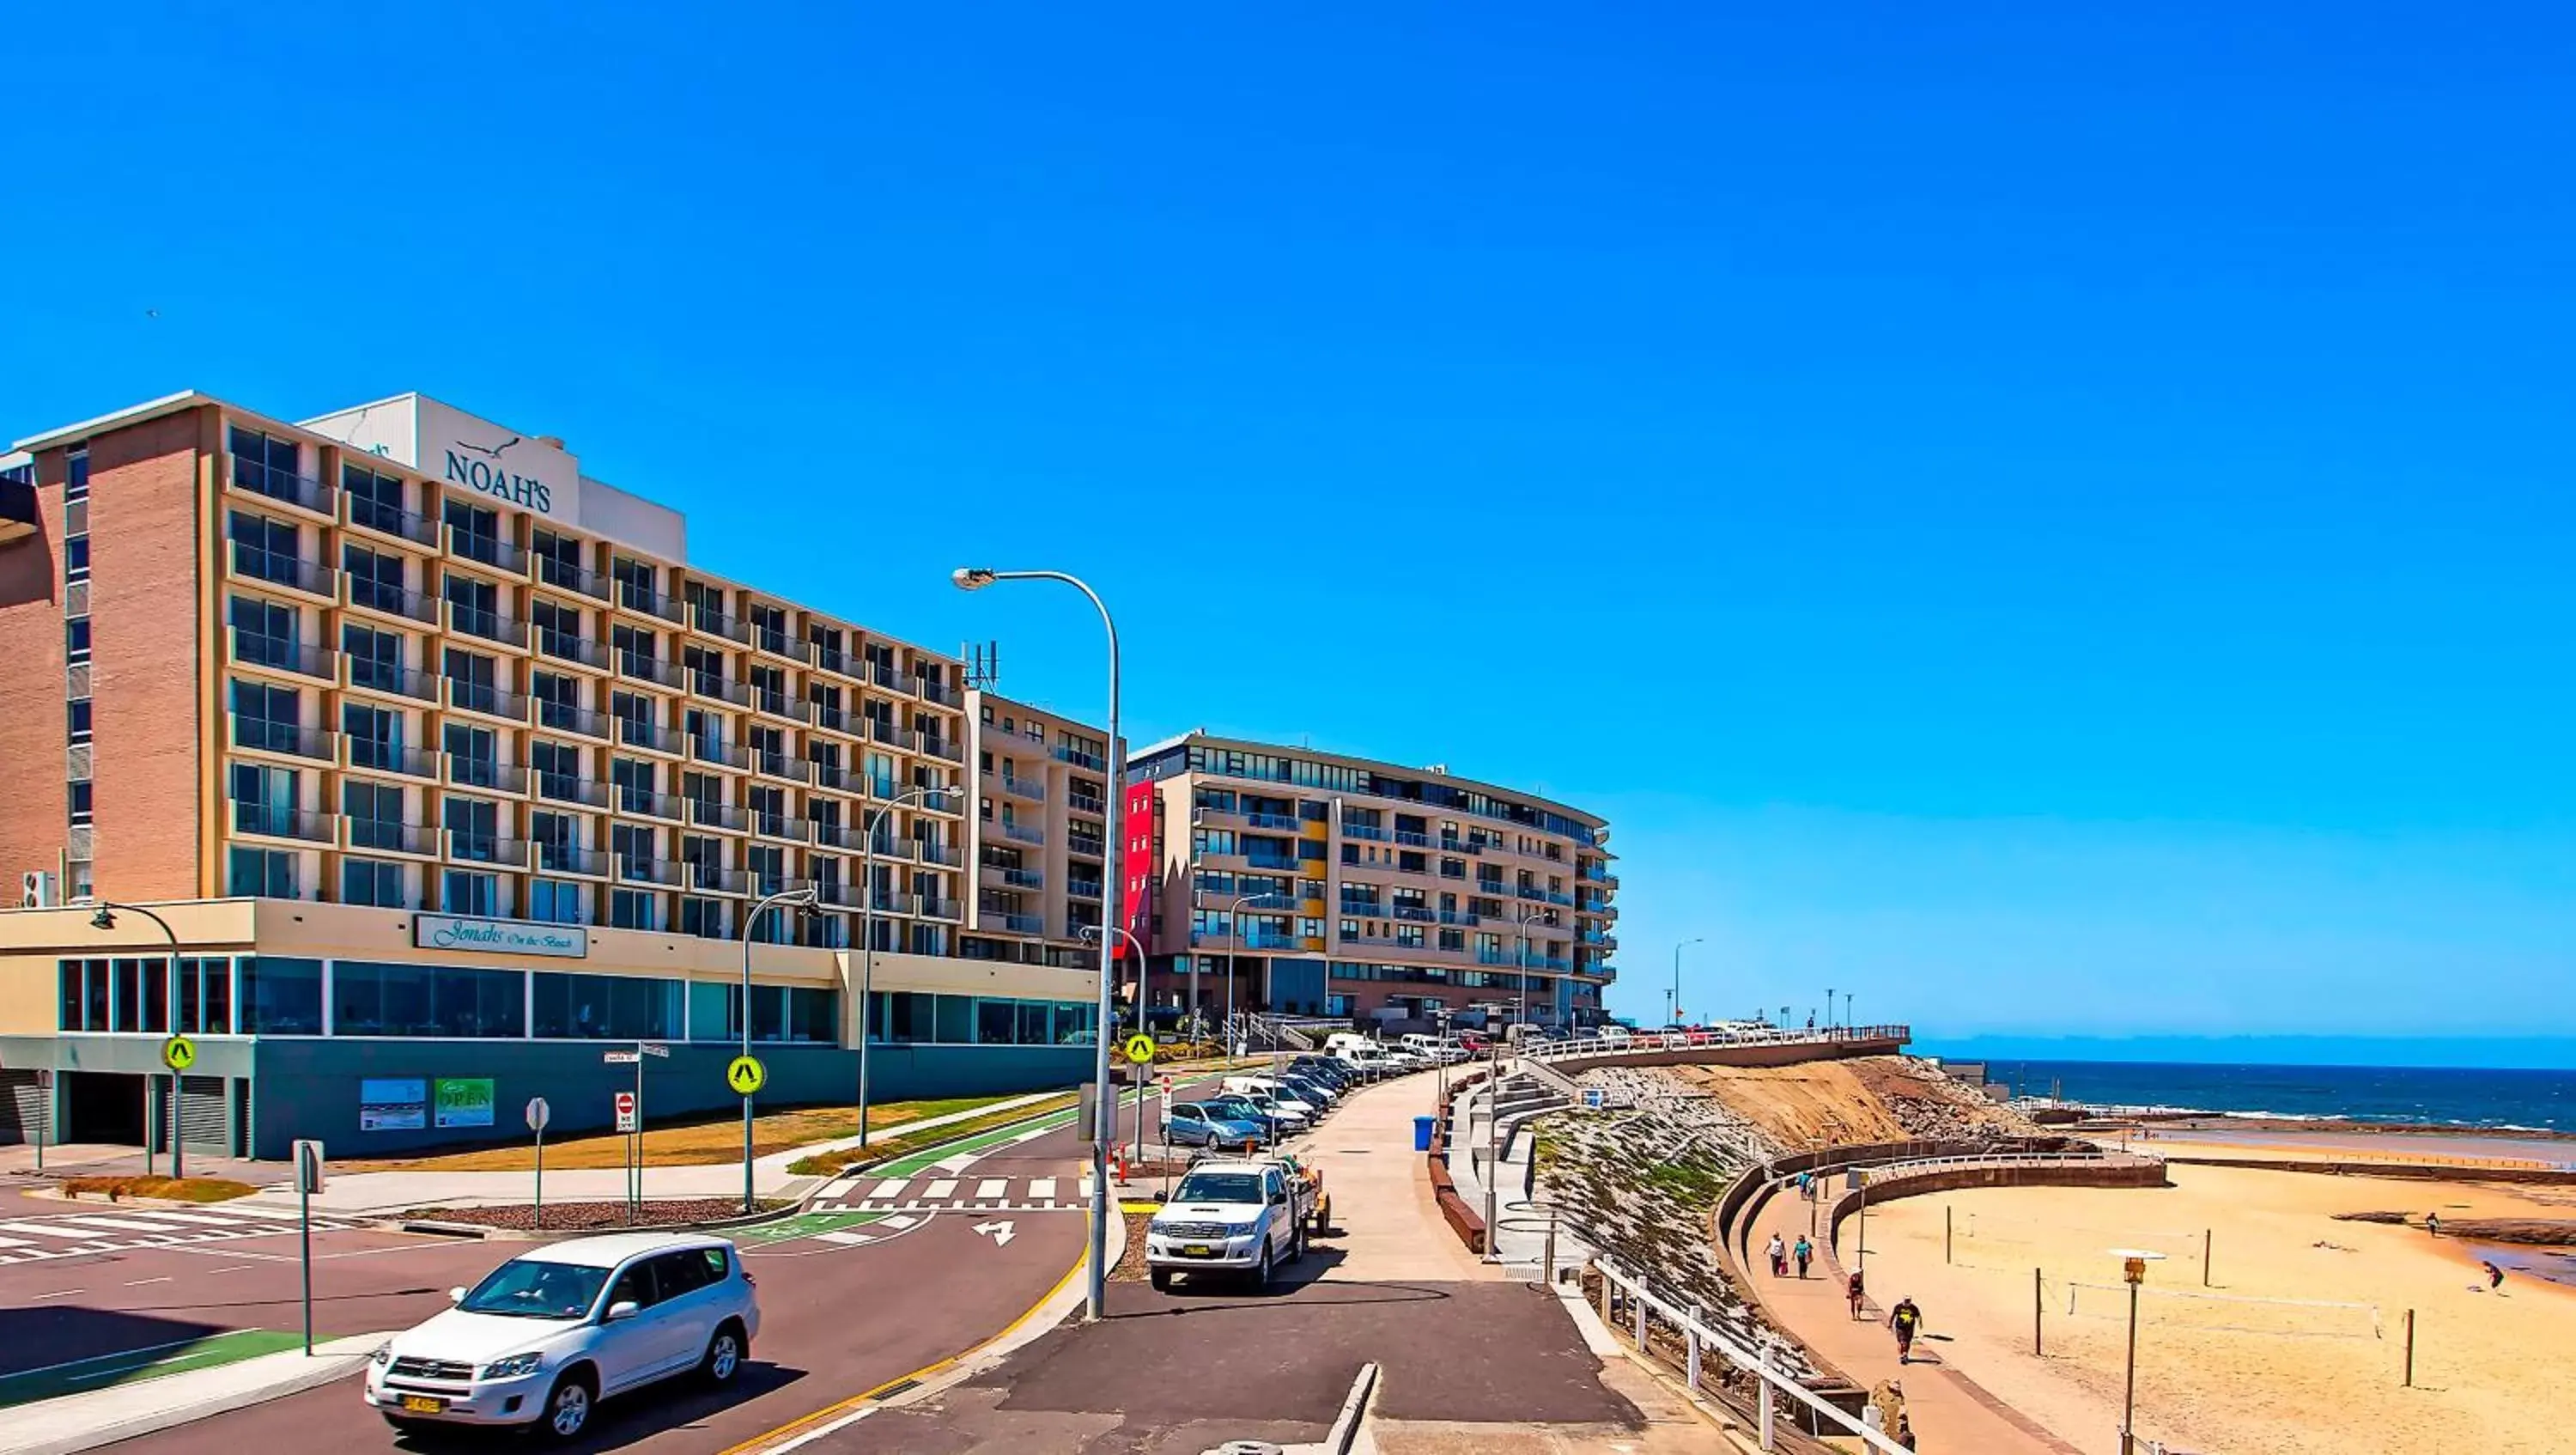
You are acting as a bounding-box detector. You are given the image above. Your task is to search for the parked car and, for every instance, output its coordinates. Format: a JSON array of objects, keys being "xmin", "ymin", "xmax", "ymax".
[
  {"xmin": 1203, "ymin": 1093, "xmax": 1307, "ymax": 1137},
  {"xmin": 1224, "ymin": 1075, "xmax": 1327, "ymax": 1116},
  {"xmin": 1277, "ymin": 1072, "xmax": 1340, "ymax": 1106},
  {"xmin": 1287, "ymin": 1056, "xmax": 1354, "ymax": 1087},
  {"xmin": 364, "ymin": 1233, "xmax": 758, "ymax": 1440},
  {"xmin": 1145, "ymin": 1157, "xmax": 1314, "ymax": 1289},
  {"xmin": 1164, "ymin": 1101, "xmax": 1267, "ymax": 1148}
]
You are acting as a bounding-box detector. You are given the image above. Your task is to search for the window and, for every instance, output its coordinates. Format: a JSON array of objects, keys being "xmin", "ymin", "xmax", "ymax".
[
  {"xmin": 529, "ymin": 879, "xmax": 585, "ymax": 925},
  {"xmin": 64, "ymin": 444, "xmax": 89, "ymax": 500},
  {"xmin": 228, "ymin": 845, "xmax": 296, "ymax": 898},
  {"xmin": 532, "ymin": 972, "xmax": 680, "ymax": 1039},
  {"xmin": 343, "ymin": 703, "xmax": 401, "ymax": 770},
  {"xmin": 343, "ymin": 858, "xmax": 404, "ymax": 906},
  {"xmin": 238, "ymin": 955, "xmax": 322, "ymax": 1033},
  {"xmin": 343, "ymin": 780, "xmax": 407, "ymax": 849},
  {"xmin": 678, "ymin": 896, "xmax": 726, "ymax": 939},
  {"xmin": 611, "ymin": 887, "xmax": 659, "ymax": 931},
  {"xmin": 68, "ymin": 779, "xmax": 93, "ymax": 826},
  {"xmin": 343, "ymin": 463, "xmax": 405, "ymax": 529},
  {"xmin": 331, "ymin": 960, "xmax": 526, "ymax": 1038},
  {"xmin": 343, "ymin": 543, "xmax": 406, "ymax": 612},
  {"xmin": 65, "ymin": 618, "xmax": 90, "ymax": 665},
  {"xmin": 64, "ymin": 534, "xmax": 89, "ymax": 582},
  {"xmin": 441, "ymin": 870, "xmax": 501, "ymax": 916}
]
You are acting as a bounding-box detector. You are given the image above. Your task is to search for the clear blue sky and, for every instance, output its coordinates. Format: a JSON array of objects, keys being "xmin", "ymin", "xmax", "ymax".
[{"xmin": 8, "ymin": 7, "xmax": 2571, "ymax": 1061}]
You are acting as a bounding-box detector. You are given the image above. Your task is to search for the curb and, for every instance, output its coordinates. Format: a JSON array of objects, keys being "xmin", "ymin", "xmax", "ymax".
[
  {"xmin": 1324, "ymin": 1361, "xmax": 1380, "ymax": 1455},
  {"xmin": 380, "ymin": 1202, "xmax": 804, "ymax": 1242},
  {"xmin": 2, "ymin": 1335, "xmax": 384, "ymax": 1455}
]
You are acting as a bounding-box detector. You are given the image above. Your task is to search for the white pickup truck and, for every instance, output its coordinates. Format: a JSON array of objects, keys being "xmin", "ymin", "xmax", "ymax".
[{"xmin": 1144, "ymin": 1158, "xmax": 1314, "ymax": 1291}]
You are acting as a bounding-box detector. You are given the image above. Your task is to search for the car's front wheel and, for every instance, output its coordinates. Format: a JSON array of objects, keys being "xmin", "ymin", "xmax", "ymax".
[
  {"xmin": 1254, "ymin": 1242, "xmax": 1273, "ymax": 1291},
  {"xmin": 702, "ymin": 1320, "xmax": 747, "ymax": 1385},
  {"xmin": 537, "ymin": 1371, "xmax": 594, "ymax": 1441}
]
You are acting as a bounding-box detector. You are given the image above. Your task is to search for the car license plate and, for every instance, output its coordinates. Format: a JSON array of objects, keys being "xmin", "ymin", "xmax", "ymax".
[
  {"xmin": 1182, "ymin": 1244, "xmax": 1212, "ymax": 1257},
  {"xmin": 400, "ymin": 1396, "xmax": 447, "ymax": 1414}
]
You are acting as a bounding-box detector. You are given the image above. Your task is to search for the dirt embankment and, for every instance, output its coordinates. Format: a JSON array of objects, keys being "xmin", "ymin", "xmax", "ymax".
[{"xmin": 1665, "ymin": 1056, "xmax": 2038, "ymax": 1149}]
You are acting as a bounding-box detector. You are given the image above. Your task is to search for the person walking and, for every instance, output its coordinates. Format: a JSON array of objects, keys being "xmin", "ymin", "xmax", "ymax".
[
  {"xmin": 1846, "ymin": 1268, "xmax": 1867, "ymax": 1321},
  {"xmin": 1794, "ymin": 1233, "xmax": 1814, "ymax": 1278},
  {"xmin": 1888, "ymin": 1296, "xmax": 1925, "ymax": 1363},
  {"xmin": 2484, "ymin": 1259, "xmax": 2506, "ymax": 1290},
  {"xmin": 1767, "ymin": 1232, "xmax": 1788, "ymax": 1276},
  {"xmin": 2427, "ymin": 1212, "xmax": 2442, "ymax": 1239}
]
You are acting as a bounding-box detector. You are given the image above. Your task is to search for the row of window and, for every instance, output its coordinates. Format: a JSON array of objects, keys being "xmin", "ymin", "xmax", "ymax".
[
  {"xmin": 64, "ymin": 446, "xmax": 94, "ymax": 844},
  {"xmin": 1170, "ymin": 745, "xmax": 1599, "ymax": 845}
]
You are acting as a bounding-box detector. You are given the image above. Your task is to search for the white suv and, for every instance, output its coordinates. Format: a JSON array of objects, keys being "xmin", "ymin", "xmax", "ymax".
[{"xmin": 365, "ymin": 1233, "xmax": 760, "ymax": 1440}]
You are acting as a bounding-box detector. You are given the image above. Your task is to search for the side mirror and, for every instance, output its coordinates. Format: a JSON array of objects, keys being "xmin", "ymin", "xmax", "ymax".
[
  {"xmin": 448, "ymin": 1287, "xmax": 467, "ymax": 1304},
  {"xmin": 1270, "ymin": 1191, "xmax": 1289, "ymax": 1206},
  {"xmin": 605, "ymin": 1300, "xmax": 641, "ymax": 1322}
]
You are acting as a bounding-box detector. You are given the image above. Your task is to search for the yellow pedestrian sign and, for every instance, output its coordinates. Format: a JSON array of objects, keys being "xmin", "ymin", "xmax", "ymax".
[
  {"xmin": 161, "ymin": 1035, "xmax": 196, "ymax": 1072},
  {"xmin": 726, "ymin": 1055, "xmax": 767, "ymax": 1096},
  {"xmin": 1124, "ymin": 1033, "xmax": 1157, "ymax": 1065}
]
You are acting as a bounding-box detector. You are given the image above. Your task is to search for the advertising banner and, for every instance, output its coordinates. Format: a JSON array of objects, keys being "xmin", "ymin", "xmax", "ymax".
[
  {"xmin": 434, "ymin": 1078, "xmax": 496, "ymax": 1129},
  {"xmin": 359, "ymin": 1078, "xmax": 428, "ymax": 1132}
]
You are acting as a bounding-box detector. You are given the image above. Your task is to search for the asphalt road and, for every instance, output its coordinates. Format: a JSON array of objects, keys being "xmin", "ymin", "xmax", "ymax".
[{"xmin": 66, "ymin": 1078, "xmax": 1237, "ymax": 1455}]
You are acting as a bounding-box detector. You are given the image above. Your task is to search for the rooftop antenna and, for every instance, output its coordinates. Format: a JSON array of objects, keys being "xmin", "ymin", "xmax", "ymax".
[{"xmin": 963, "ymin": 640, "xmax": 1001, "ymax": 691}]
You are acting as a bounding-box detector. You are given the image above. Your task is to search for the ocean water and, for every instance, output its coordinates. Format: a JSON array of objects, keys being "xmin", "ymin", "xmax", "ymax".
[{"xmin": 1948, "ymin": 1058, "xmax": 2576, "ymax": 1133}]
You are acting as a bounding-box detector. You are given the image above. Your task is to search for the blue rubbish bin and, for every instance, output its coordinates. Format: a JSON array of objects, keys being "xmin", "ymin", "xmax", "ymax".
[{"xmin": 1413, "ymin": 1115, "xmax": 1437, "ymax": 1152}]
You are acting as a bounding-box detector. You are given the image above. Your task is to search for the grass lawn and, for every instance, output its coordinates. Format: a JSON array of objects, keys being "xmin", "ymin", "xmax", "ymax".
[
  {"xmin": 339, "ymin": 1093, "xmax": 1027, "ymax": 1172},
  {"xmin": 60, "ymin": 1176, "xmax": 254, "ymax": 1202},
  {"xmin": 786, "ymin": 1093, "xmax": 1079, "ymax": 1177}
]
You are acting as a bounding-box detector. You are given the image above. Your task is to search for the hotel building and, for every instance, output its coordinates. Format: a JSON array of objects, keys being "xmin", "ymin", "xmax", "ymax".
[
  {"xmin": 0, "ymin": 390, "xmax": 1103, "ymax": 1159},
  {"xmin": 1127, "ymin": 733, "xmax": 1619, "ymax": 1031}
]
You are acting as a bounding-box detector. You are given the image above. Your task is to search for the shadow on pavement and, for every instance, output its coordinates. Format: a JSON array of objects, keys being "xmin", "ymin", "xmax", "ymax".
[
  {"xmin": 0, "ymin": 1306, "xmax": 233, "ymax": 1385},
  {"xmin": 390, "ymin": 1362, "xmax": 805, "ymax": 1452}
]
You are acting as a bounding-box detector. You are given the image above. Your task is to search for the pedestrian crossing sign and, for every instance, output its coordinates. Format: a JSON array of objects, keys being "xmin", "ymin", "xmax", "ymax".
[
  {"xmin": 1124, "ymin": 1034, "xmax": 1157, "ymax": 1065},
  {"xmin": 726, "ymin": 1055, "xmax": 767, "ymax": 1096},
  {"xmin": 161, "ymin": 1035, "xmax": 196, "ymax": 1072}
]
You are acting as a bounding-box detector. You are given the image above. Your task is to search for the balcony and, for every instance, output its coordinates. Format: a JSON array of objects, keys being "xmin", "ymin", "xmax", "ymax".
[
  {"xmin": 618, "ymin": 790, "xmax": 686, "ymax": 823},
  {"xmin": 1066, "ymin": 879, "xmax": 1103, "ymax": 901},
  {"xmin": 445, "ymin": 831, "xmax": 528, "ymax": 868},
  {"xmin": 684, "ymin": 601, "xmax": 751, "ymax": 646},
  {"xmin": 536, "ymin": 631, "xmax": 610, "ymax": 672},
  {"xmin": 1339, "ymin": 900, "xmax": 1384, "ymax": 918},
  {"xmin": 920, "ymin": 677, "xmax": 959, "ymax": 706},
  {"xmin": 1437, "ymin": 838, "xmax": 1486, "ymax": 857},
  {"xmin": 535, "ymin": 773, "xmax": 611, "ymax": 809},
  {"xmin": 1051, "ymin": 743, "xmax": 1106, "ymax": 770},
  {"xmin": 866, "ymin": 836, "xmax": 917, "ymax": 862},
  {"xmin": 442, "ymin": 677, "xmax": 528, "ymax": 723},
  {"xmin": 811, "ymin": 823, "xmax": 866, "ymax": 853},
  {"xmin": 993, "ymin": 910, "xmax": 1043, "ymax": 934},
  {"xmin": 694, "ymin": 674, "xmax": 753, "ymax": 709},
  {"xmin": 343, "ymin": 493, "xmax": 440, "ymax": 548},
  {"xmin": 753, "ymin": 813, "xmax": 811, "ymax": 843},
  {"xmin": 343, "ymin": 654, "xmax": 439, "ymax": 703},
  {"xmin": 618, "ymin": 653, "xmax": 687, "ymax": 691},
  {"xmin": 1066, "ymin": 834, "xmax": 1105, "ymax": 859},
  {"xmin": 1066, "ymin": 794, "xmax": 1105, "ymax": 818},
  {"xmin": 443, "ymin": 599, "xmax": 527, "ymax": 649},
  {"xmin": 869, "ymin": 889, "xmax": 916, "ymax": 914},
  {"xmin": 1000, "ymin": 822, "xmax": 1045, "ymax": 847},
  {"xmin": 229, "ymin": 542, "xmax": 335, "ymax": 600},
  {"xmin": 343, "ymin": 817, "xmax": 438, "ymax": 856},
  {"xmin": 753, "ymin": 752, "xmax": 812, "ymax": 783},
  {"xmin": 445, "ymin": 757, "xmax": 528, "ymax": 794},
  {"xmin": 811, "ymin": 645, "xmax": 854, "ymax": 679},
  {"xmin": 917, "ymin": 841, "xmax": 963, "ymax": 868},
  {"xmin": 809, "ymin": 761, "xmax": 853, "ymax": 792},
  {"xmin": 230, "ymin": 802, "xmax": 334, "ymax": 843},
  {"xmin": 869, "ymin": 660, "xmax": 919, "ymax": 694},
  {"xmin": 342, "ymin": 738, "xmax": 439, "ymax": 780},
  {"xmin": 867, "ymin": 718, "xmax": 910, "ymax": 750},
  {"xmin": 1243, "ymin": 854, "xmax": 1302, "ymax": 873},
  {"xmin": 443, "ymin": 525, "xmax": 527, "ymax": 575},
  {"xmin": 229, "ymin": 454, "xmax": 334, "ymax": 515},
  {"xmin": 229, "ymin": 630, "xmax": 335, "ymax": 683},
  {"xmin": 617, "ymin": 855, "xmax": 683, "ymax": 886},
  {"xmin": 991, "ymin": 866, "xmax": 1044, "ymax": 890},
  {"xmin": 920, "ymin": 896, "xmax": 961, "ymax": 920},
  {"xmin": 686, "ymin": 799, "xmax": 748, "ymax": 832},
  {"xmin": 922, "ymin": 735, "xmax": 963, "ymax": 763},
  {"xmin": 229, "ymin": 716, "xmax": 334, "ymax": 762},
  {"xmin": 1340, "ymin": 821, "xmax": 1389, "ymax": 842},
  {"xmin": 1392, "ymin": 904, "xmax": 1438, "ymax": 923},
  {"xmin": 681, "ymin": 736, "xmax": 745, "ymax": 773},
  {"xmin": 809, "ymin": 703, "xmax": 850, "ymax": 734},
  {"xmin": 341, "ymin": 575, "xmax": 440, "ymax": 625},
  {"xmin": 615, "ymin": 579, "xmax": 687, "ymax": 624},
  {"xmin": 999, "ymin": 775, "xmax": 1045, "ymax": 803},
  {"xmin": 752, "ymin": 630, "xmax": 811, "ymax": 665},
  {"xmin": 816, "ymin": 882, "xmax": 866, "ymax": 910},
  {"xmin": 534, "ymin": 843, "xmax": 610, "ymax": 878},
  {"xmin": 1246, "ymin": 812, "xmax": 1299, "ymax": 831},
  {"xmin": 534, "ymin": 699, "xmax": 612, "ymax": 740},
  {"xmin": 534, "ymin": 554, "xmax": 613, "ymax": 601},
  {"xmin": 685, "ymin": 861, "xmax": 750, "ymax": 895}
]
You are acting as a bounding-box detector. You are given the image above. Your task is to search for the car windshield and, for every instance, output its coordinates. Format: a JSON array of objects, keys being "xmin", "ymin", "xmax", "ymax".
[
  {"xmin": 1207, "ymin": 1098, "xmax": 1261, "ymax": 1115},
  {"xmin": 459, "ymin": 1258, "xmax": 611, "ymax": 1319},
  {"xmin": 1171, "ymin": 1172, "xmax": 1265, "ymax": 1203}
]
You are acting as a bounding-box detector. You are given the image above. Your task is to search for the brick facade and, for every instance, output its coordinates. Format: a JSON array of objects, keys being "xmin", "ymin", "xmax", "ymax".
[
  {"xmin": 0, "ymin": 452, "xmax": 68, "ymax": 896},
  {"xmin": 80, "ymin": 411, "xmax": 210, "ymax": 901}
]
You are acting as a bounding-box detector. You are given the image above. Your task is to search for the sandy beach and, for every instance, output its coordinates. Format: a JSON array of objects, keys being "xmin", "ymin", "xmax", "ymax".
[{"xmin": 1852, "ymin": 1161, "xmax": 2576, "ymax": 1455}]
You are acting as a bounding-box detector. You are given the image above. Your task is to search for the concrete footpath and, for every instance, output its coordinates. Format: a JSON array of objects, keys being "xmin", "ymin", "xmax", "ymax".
[{"xmin": 1748, "ymin": 1194, "xmax": 2079, "ymax": 1455}]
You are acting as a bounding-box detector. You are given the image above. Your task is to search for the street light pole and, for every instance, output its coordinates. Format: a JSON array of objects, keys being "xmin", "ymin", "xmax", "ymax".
[
  {"xmin": 2121, "ymin": 1254, "xmax": 2148, "ymax": 1455},
  {"xmin": 89, "ymin": 903, "xmax": 180, "ymax": 1178},
  {"xmin": 859, "ymin": 783, "xmax": 961, "ymax": 1149},
  {"xmin": 1515, "ymin": 906, "xmax": 1549, "ymax": 1031},
  {"xmin": 1081, "ymin": 923, "xmax": 1151, "ymax": 1166},
  {"xmin": 1670, "ymin": 936, "xmax": 1704, "ymax": 1028},
  {"xmin": 742, "ymin": 886, "xmax": 818, "ymax": 1212},
  {"xmin": 954, "ymin": 566, "xmax": 1121, "ymax": 1323},
  {"xmin": 1225, "ymin": 891, "xmax": 1288, "ymax": 1054}
]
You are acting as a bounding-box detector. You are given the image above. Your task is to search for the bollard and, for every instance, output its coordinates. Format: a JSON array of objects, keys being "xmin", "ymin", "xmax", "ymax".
[
  {"xmin": 1758, "ymin": 1338, "xmax": 1777, "ymax": 1451},
  {"xmin": 1543, "ymin": 1214, "xmax": 1558, "ymax": 1288},
  {"xmin": 1686, "ymin": 1328, "xmax": 1700, "ymax": 1389},
  {"xmin": 1634, "ymin": 1295, "xmax": 1648, "ymax": 1348}
]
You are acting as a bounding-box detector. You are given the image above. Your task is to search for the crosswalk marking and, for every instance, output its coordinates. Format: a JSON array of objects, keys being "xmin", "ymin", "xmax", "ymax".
[
  {"xmin": 1028, "ymin": 1178, "xmax": 1057, "ymax": 1200},
  {"xmin": 0, "ymin": 1208, "xmax": 360, "ymax": 1265},
  {"xmin": 0, "ymin": 1221, "xmax": 112, "ymax": 1239},
  {"xmin": 923, "ymin": 1179, "xmax": 958, "ymax": 1199},
  {"xmin": 115, "ymin": 1211, "xmax": 242, "ymax": 1227},
  {"xmin": 974, "ymin": 1179, "xmax": 1007, "ymax": 1200},
  {"xmin": 816, "ymin": 1230, "xmax": 875, "ymax": 1246},
  {"xmin": 50, "ymin": 1216, "xmax": 182, "ymax": 1234},
  {"xmin": 870, "ymin": 1179, "xmax": 908, "ymax": 1200}
]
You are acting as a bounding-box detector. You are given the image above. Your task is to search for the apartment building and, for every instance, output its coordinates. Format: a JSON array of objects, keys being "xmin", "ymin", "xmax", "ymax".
[
  {"xmin": 0, "ymin": 390, "xmax": 1099, "ymax": 1158},
  {"xmin": 962, "ymin": 692, "xmax": 1115, "ymax": 970},
  {"xmin": 1127, "ymin": 733, "xmax": 1619, "ymax": 1030}
]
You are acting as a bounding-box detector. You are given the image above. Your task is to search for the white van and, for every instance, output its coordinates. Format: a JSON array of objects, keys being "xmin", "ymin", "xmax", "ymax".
[
  {"xmin": 1322, "ymin": 1032, "xmax": 1379, "ymax": 1058},
  {"xmin": 1399, "ymin": 1033, "xmax": 1467, "ymax": 1064}
]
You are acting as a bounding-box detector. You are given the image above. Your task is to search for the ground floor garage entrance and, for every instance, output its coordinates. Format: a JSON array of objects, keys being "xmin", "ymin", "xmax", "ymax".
[{"xmin": 61, "ymin": 1069, "xmax": 146, "ymax": 1147}]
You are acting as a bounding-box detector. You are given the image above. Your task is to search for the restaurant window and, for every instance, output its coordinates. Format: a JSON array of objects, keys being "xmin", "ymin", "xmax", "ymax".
[
  {"xmin": 330, "ymin": 960, "xmax": 526, "ymax": 1038},
  {"xmin": 237, "ymin": 955, "xmax": 323, "ymax": 1034},
  {"xmin": 532, "ymin": 972, "xmax": 681, "ymax": 1041}
]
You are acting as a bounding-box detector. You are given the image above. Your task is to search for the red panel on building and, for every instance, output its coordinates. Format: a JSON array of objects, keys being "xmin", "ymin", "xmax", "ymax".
[{"xmin": 1119, "ymin": 781, "xmax": 1157, "ymax": 959}]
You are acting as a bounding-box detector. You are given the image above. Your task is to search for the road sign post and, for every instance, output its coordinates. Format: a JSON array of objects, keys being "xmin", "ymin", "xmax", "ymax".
[
  {"xmin": 292, "ymin": 1140, "xmax": 325, "ymax": 1355},
  {"xmin": 33, "ymin": 1068, "xmax": 51, "ymax": 1173},
  {"xmin": 526, "ymin": 1098, "xmax": 551, "ymax": 1231}
]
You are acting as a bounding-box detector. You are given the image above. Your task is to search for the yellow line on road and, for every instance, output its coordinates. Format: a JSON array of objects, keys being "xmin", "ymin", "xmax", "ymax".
[{"xmin": 716, "ymin": 1254, "xmax": 1087, "ymax": 1455}]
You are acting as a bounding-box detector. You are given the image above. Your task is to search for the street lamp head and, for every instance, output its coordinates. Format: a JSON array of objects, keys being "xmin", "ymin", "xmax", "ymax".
[
  {"xmin": 951, "ymin": 567, "xmax": 998, "ymax": 592},
  {"xmin": 779, "ymin": 887, "xmax": 819, "ymax": 909},
  {"xmin": 89, "ymin": 907, "xmax": 116, "ymax": 930}
]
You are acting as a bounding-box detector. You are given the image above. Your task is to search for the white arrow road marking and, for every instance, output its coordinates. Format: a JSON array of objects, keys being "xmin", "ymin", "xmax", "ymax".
[{"xmin": 972, "ymin": 1220, "xmax": 1017, "ymax": 1248}]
